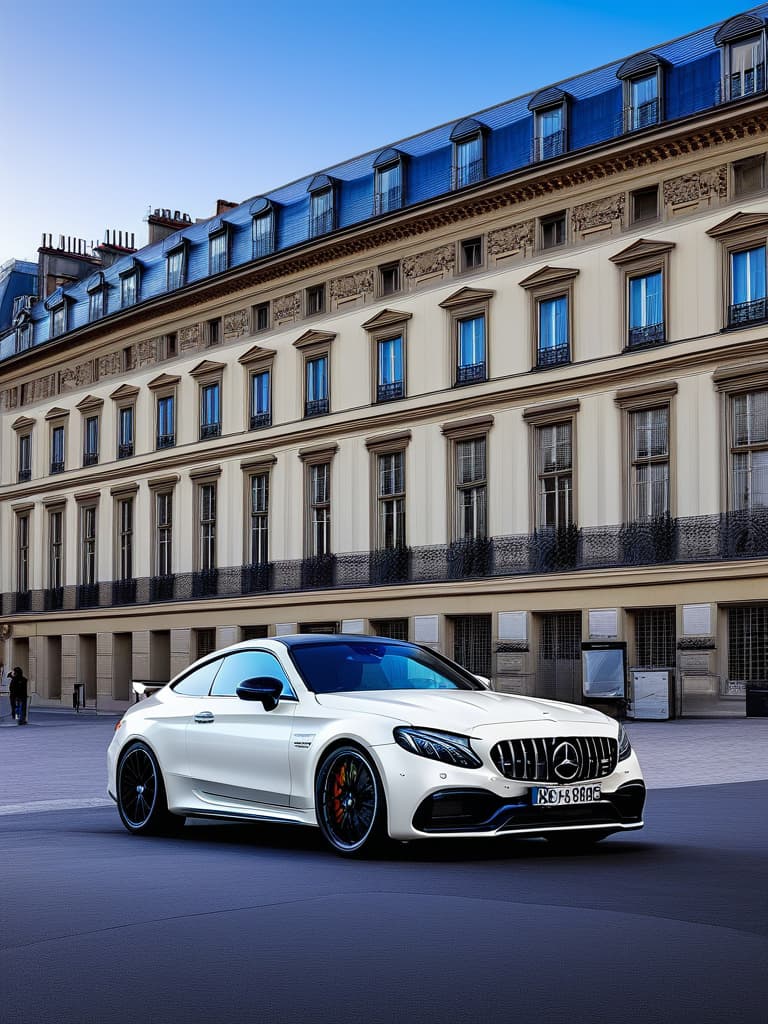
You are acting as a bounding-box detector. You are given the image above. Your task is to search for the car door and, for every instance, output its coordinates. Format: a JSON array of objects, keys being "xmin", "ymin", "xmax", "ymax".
[{"xmin": 185, "ymin": 649, "xmax": 297, "ymax": 807}]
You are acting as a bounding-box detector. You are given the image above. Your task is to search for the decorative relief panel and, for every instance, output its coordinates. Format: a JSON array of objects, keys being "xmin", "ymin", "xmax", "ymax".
[
  {"xmin": 97, "ymin": 351, "xmax": 123, "ymax": 379},
  {"xmin": 179, "ymin": 323, "xmax": 202, "ymax": 351},
  {"xmin": 663, "ymin": 166, "xmax": 727, "ymax": 208},
  {"xmin": 0, "ymin": 388, "xmax": 19, "ymax": 411},
  {"xmin": 135, "ymin": 337, "xmax": 160, "ymax": 368},
  {"xmin": 488, "ymin": 220, "xmax": 534, "ymax": 257},
  {"xmin": 60, "ymin": 359, "xmax": 96, "ymax": 392},
  {"xmin": 571, "ymin": 193, "xmax": 625, "ymax": 233},
  {"xmin": 20, "ymin": 373, "xmax": 57, "ymax": 406},
  {"xmin": 273, "ymin": 292, "xmax": 302, "ymax": 326},
  {"xmin": 223, "ymin": 309, "xmax": 249, "ymax": 341},
  {"xmin": 403, "ymin": 243, "xmax": 455, "ymax": 281},
  {"xmin": 329, "ymin": 269, "xmax": 374, "ymax": 303}
]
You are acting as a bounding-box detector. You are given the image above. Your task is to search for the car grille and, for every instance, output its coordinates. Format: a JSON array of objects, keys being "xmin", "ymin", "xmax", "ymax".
[{"xmin": 490, "ymin": 736, "xmax": 617, "ymax": 783}]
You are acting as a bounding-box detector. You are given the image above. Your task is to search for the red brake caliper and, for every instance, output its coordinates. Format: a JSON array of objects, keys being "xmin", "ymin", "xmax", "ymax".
[{"xmin": 331, "ymin": 764, "xmax": 346, "ymax": 824}]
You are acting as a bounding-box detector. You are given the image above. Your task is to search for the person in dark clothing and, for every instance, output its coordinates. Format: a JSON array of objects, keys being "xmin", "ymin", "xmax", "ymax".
[{"xmin": 9, "ymin": 667, "xmax": 28, "ymax": 725}]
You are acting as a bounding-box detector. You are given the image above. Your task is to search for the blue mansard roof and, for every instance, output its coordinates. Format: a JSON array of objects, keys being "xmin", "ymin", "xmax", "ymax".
[{"xmin": 2, "ymin": 7, "xmax": 767, "ymax": 363}]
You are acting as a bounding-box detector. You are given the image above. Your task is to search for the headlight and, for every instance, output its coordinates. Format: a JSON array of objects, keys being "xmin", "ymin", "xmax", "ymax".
[
  {"xmin": 618, "ymin": 723, "xmax": 632, "ymax": 761},
  {"xmin": 393, "ymin": 727, "xmax": 482, "ymax": 769}
]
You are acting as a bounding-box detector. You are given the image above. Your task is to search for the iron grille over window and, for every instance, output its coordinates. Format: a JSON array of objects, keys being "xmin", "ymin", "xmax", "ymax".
[
  {"xmin": 728, "ymin": 605, "xmax": 768, "ymax": 681},
  {"xmin": 452, "ymin": 614, "xmax": 492, "ymax": 678},
  {"xmin": 538, "ymin": 611, "xmax": 582, "ymax": 704},
  {"xmin": 634, "ymin": 608, "xmax": 676, "ymax": 668}
]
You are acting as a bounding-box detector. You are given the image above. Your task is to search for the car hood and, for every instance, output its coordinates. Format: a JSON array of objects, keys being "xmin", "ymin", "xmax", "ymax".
[{"xmin": 314, "ymin": 690, "xmax": 609, "ymax": 731}]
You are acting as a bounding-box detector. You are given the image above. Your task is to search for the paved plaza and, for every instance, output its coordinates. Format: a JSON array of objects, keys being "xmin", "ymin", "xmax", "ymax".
[{"xmin": 1, "ymin": 699, "xmax": 766, "ymax": 814}]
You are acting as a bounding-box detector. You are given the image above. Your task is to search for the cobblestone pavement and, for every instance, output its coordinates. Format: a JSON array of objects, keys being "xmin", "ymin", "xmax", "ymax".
[{"xmin": 0, "ymin": 703, "xmax": 766, "ymax": 813}]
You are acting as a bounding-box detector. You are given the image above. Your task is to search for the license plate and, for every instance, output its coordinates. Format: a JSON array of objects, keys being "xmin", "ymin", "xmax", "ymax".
[{"xmin": 532, "ymin": 784, "xmax": 602, "ymax": 806}]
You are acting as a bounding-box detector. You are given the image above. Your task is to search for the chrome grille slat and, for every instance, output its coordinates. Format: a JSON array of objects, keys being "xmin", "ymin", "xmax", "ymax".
[{"xmin": 490, "ymin": 736, "xmax": 618, "ymax": 783}]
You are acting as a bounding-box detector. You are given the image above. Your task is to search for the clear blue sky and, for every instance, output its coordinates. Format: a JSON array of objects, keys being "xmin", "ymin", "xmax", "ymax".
[{"xmin": 0, "ymin": 0, "xmax": 752, "ymax": 266}]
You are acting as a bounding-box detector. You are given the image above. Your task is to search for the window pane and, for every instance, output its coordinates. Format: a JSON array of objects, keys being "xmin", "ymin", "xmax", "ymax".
[
  {"xmin": 539, "ymin": 296, "xmax": 568, "ymax": 349},
  {"xmin": 629, "ymin": 272, "xmax": 663, "ymax": 329},
  {"xmin": 458, "ymin": 316, "xmax": 485, "ymax": 367},
  {"xmin": 732, "ymin": 247, "xmax": 767, "ymax": 305},
  {"xmin": 378, "ymin": 337, "xmax": 403, "ymax": 384}
]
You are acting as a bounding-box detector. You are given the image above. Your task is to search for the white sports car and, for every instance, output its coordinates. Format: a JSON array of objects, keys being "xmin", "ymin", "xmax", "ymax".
[{"xmin": 107, "ymin": 635, "xmax": 645, "ymax": 856}]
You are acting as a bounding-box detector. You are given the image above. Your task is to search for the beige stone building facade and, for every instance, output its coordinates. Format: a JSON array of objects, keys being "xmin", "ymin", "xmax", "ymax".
[{"xmin": 2, "ymin": 13, "xmax": 768, "ymax": 716}]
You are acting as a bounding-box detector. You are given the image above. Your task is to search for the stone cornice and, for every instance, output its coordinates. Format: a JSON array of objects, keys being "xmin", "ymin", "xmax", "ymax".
[
  {"xmin": 3, "ymin": 104, "xmax": 767, "ymax": 374},
  {"xmin": 706, "ymin": 211, "xmax": 768, "ymax": 239},
  {"xmin": 75, "ymin": 394, "xmax": 104, "ymax": 412},
  {"xmin": 11, "ymin": 415, "xmax": 35, "ymax": 432},
  {"xmin": 44, "ymin": 407, "xmax": 69, "ymax": 421}
]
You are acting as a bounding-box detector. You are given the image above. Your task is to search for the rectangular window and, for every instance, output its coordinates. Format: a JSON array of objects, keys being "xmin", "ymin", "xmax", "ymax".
[
  {"xmin": 630, "ymin": 408, "xmax": 670, "ymax": 520},
  {"xmin": 454, "ymin": 135, "xmax": 483, "ymax": 188},
  {"xmin": 733, "ymin": 155, "xmax": 765, "ymax": 197},
  {"xmin": 540, "ymin": 211, "xmax": 566, "ymax": 249},
  {"xmin": 18, "ymin": 433, "xmax": 31, "ymax": 482},
  {"xmin": 81, "ymin": 506, "xmax": 97, "ymax": 585},
  {"xmin": 309, "ymin": 462, "xmax": 331, "ymax": 556},
  {"xmin": 534, "ymin": 105, "xmax": 565, "ymax": 160},
  {"xmin": 17, "ymin": 514, "xmax": 30, "ymax": 593},
  {"xmin": 628, "ymin": 271, "xmax": 665, "ymax": 346},
  {"xmin": 250, "ymin": 369, "xmax": 271, "ymax": 428},
  {"xmin": 455, "ymin": 438, "xmax": 487, "ymax": 541},
  {"xmin": 628, "ymin": 73, "xmax": 659, "ymax": 129},
  {"xmin": 537, "ymin": 423, "xmax": 573, "ymax": 529},
  {"xmin": 456, "ymin": 315, "xmax": 486, "ymax": 385},
  {"xmin": 200, "ymin": 382, "xmax": 221, "ymax": 439},
  {"xmin": 377, "ymin": 336, "xmax": 404, "ymax": 402},
  {"xmin": 16, "ymin": 322, "xmax": 32, "ymax": 352},
  {"xmin": 51, "ymin": 425, "xmax": 65, "ymax": 474},
  {"xmin": 121, "ymin": 273, "xmax": 137, "ymax": 308},
  {"xmin": 250, "ymin": 473, "xmax": 269, "ymax": 565},
  {"xmin": 538, "ymin": 295, "xmax": 570, "ymax": 366},
  {"xmin": 165, "ymin": 332, "xmax": 177, "ymax": 359},
  {"xmin": 729, "ymin": 245, "xmax": 767, "ymax": 326},
  {"xmin": 207, "ymin": 318, "xmax": 221, "ymax": 347},
  {"xmin": 253, "ymin": 302, "xmax": 270, "ymax": 332},
  {"xmin": 732, "ymin": 391, "xmax": 768, "ymax": 510},
  {"xmin": 156, "ymin": 493, "xmax": 173, "ymax": 576},
  {"xmin": 199, "ymin": 483, "xmax": 217, "ymax": 571},
  {"xmin": 167, "ymin": 249, "xmax": 184, "ymax": 290},
  {"xmin": 377, "ymin": 451, "xmax": 406, "ymax": 549},
  {"xmin": 728, "ymin": 605, "xmax": 768, "ymax": 683},
  {"xmin": 209, "ymin": 232, "xmax": 228, "ymax": 274},
  {"xmin": 727, "ymin": 36, "xmax": 765, "ymax": 100},
  {"xmin": 310, "ymin": 189, "xmax": 334, "ymax": 237},
  {"xmin": 379, "ymin": 262, "xmax": 400, "ymax": 296},
  {"xmin": 305, "ymin": 355, "xmax": 329, "ymax": 417},
  {"xmin": 306, "ymin": 284, "xmax": 325, "ymax": 316},
  {"xmin": 118, "ymin": 498, "xmax": 133, "ymax": 580},
  {"xmin": 374, "ymin": 162, "xmax": 402, "ymax": 214},
  {"xmin": 630, "ymin": 185, "xmax": 659, "ymax": 224},
  {"xmin": 460, "ymin": 237, "xmax": 483, "ymax": 272},
  {"xmin": 252, "ymin": 212, "xmax": 274, "ymax": 258},
  {"xmin": 157, "ymin": 395, "xmax": 175, "ymax": 449},
  {"xmin": 118, "ymin": 406, "xmax": 134, "ymax": 459},
  {"xmin": 83, "ymin": 416, "xmax": 99, "ymax": 466},
  {"xmin": 89, "ymin": 289, "xmax": 104, "ymax": 321},
  {"xmin": 49, "ymin": 509, "xmax": 63, "ymax": 588},
  {"xmin": 52, "ymin": 305, "xmax": 66, "ymax": 337}
]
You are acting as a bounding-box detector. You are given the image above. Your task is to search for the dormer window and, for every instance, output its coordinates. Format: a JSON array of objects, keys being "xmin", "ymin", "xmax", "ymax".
[
  {"xmin": 250, "ymin": 198, "xmax": 276, "ymax": 259},
  {"xmin": 86, "ymin": 272, "xmax": 109, "ymax": 322},
  {"xmin": 373, "ymin": 149, "xmax": 404, "ymax": 215},
  {"xmin": 528, "ymin": 88, "xmax": 569, "ymax": 161},
  {"xmin": 308, "ymin": 176, "xmax": 336, "ymax": 238},
  {"xmin": 166, "ymin": 241, "xmax": 187, "ymax": 290},
  {"xmin": 119, "ymin": 260, "xmax": 141, "ymax": 308},
  {"xmin": 15, "ymin": 316, "xmax": 32, "ymax": 353},
  {"xmin": 715, "ymin": 15, "xmax": 767, "ymax": 102},
  {"xmin": 208, "ymin": 221, "xmax": 230, "ymax": 275},
  {"xmin": 617, "ymin": 53, "xmax": 665, "ymax": 131},
  {"xmin": 45, "ymin": 291, "xmax": 71, "ymax": 339},
  {"xmin": 450, "ymin": 119, "xmax": 485, "ymax": 190}
]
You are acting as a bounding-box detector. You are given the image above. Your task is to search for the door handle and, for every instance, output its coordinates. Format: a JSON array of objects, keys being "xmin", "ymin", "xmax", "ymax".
[{"xmin": 194, "ymin": 711, "xmax": 215, "ymax": 724}]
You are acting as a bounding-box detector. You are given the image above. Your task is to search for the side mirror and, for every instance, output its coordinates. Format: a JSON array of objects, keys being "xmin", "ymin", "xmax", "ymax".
[
  {"xmin": 474, "ymin": 674, "xmax": 492, "ymax": 689},
  {"xmin": 236, "ymin": 676, "xmax": 283, "ymax": 711}
]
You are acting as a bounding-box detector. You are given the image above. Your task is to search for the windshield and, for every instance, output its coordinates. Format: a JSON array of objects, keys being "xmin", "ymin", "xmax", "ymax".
[{"xmin": 288, "ymin": 641, "xmax": 481, "ymax": 695}]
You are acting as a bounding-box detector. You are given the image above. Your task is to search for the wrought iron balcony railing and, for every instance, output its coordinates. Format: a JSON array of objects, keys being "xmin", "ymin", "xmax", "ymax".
[
  {"xmin": 200, "ymin": 422, "xmax": 221, "ymax": 440},
  {"xmin": 82, "ymin": 451, "xmax": 99, "ymax": 467},
  {"xmin": 537, "ymin": 343, "xmax": 571, "ymax": 368},
  {"xmin": 728, "ymin": 297, "xmax": 767, "ymax": 328},
  {"xmin": 50, "ymin": 460, "xmax": 65, "ymax": 475},
  {"xmin": 304, "ymin": 398, "xmax": 329, "ymax": 418},
  {"xmin": 455, "ymin": 362, "xmax": 486, "ymax": 386},
  {"xmin": 250, "ymin": 412, "xmax": 271, "ymax": 429},
  {"xmin": 452, "ymin": 159, "xmax": 484, "ymax": 190},
  {"xmin": 377, "ymin": 381, "xmax": 405, "ymax": 403},
  {"xmin": 309, "ymin": 209, "xmax": 334, "ymax": 238},
  {"xmin": 17, "ymin": 468, "xmax": 31, "ymax": 482},
  {"xmin": 156, "ymin": 433, "xmax": 175, "ymax": 450},
  {"xmin": 625, "ymin": 98, "xmax": 659, "ymax": 131},
  {"xmin": 118, "ymin": 443, "xmax": 134, "ymax": 459},
  {"xmin": 373, "ymin": 186, "xmax": 403, "ymax": 216},
  {"xmin": 8, "ymin": 509, "xmax": 768, "ymax": 617},
  {"xmin": 627, "ymin": 322, "xmax": 665, "ymax": 348},
  {"xmin": 532, "ymin": 130, "xmax": 566, "ymax": 162}
]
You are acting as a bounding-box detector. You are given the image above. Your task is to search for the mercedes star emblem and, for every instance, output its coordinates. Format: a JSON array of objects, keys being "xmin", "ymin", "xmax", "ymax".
[{"xmin": 552, "ymin": 741, "xmax": 580, "ymax": 782}]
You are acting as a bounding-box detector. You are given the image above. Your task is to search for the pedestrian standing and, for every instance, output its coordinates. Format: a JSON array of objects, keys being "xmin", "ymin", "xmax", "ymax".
[{"xmin": 9, "ymin": 667, "xmax": 28, "ymax": 725}]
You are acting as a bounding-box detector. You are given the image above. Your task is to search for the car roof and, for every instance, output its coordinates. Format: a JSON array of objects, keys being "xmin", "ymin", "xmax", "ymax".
[{"xmin": 275, "ymin": 633, "xmax": 412, "ymax": 649}]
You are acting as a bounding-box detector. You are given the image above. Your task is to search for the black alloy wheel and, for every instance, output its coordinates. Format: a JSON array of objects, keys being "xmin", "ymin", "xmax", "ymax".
[
  {"xmin": 316, "ymin": 746, "xmax": 387, "ymax": 856},
  {"xmin": 117, "ymin": 742, "xmax": 183, "ymax": 835}
]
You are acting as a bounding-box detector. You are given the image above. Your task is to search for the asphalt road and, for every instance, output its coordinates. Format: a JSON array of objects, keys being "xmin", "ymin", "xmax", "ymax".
[{"xmin": 1, "ymin": 781, "xmax": 766, "ymax": 1024}]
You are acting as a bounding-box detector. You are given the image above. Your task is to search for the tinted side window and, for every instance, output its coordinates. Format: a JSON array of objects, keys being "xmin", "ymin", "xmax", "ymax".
[
  {"xmin": 173, "ymin": 658, "xmax": 222, "ymax": 696},
  {"xmin": 211, "ymin": 650, "xmax": 296, "ymax": 698}
]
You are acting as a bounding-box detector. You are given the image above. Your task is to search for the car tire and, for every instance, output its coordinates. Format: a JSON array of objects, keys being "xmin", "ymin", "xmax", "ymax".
[
  {"xmin": 315, "ymin": 745, "xmax": 388, "ymax": 857},
  {"xmin": 117, "ymin": 742, "xmax": 184, "ymax": 836}
]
